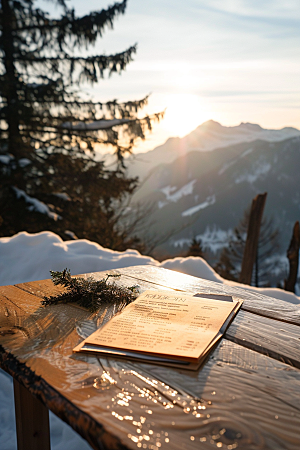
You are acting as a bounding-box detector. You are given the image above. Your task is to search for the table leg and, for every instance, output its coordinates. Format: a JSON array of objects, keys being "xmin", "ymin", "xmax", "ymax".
[{"xmin": 13, "ymin": 379, "xmax": 51, "ymax": 450}]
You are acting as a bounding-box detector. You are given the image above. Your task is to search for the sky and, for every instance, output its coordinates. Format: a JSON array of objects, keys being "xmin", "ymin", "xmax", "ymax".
[{"xmin": 46, "ymin": 0, "xmax": 300, "ymax": 152}]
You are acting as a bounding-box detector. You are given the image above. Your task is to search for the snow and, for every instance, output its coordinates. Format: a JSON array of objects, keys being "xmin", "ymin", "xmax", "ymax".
[
  {"xmin": 62, "ymin": 118, "xmax": 130, "ymax": 131},
  {"xmin": 0, "ymin": 232, "xmax": 158, "ymax": 286},
  {"xmin": 0, "ymin": 155, "xmax": 13, "ymax": 165},
  {"xmin": 0, "ymin": 156, "xmax": 30, "ymax": 167},
  {"xmin": 241, "ymin": 147, "xmax": 254, "ymax": 157},
  {"xmin": 218, "ymin": 159, "xmax": 237, "ymax": 175},
  {"xmin": 127, "ymin": 121, "xmax": 300, "ymax": 180},
  {"xmin": 161, "ymin": 257, "xmax": 223, "ymax": 283},
  {"xmin": 27, "ymin": 83, "xmax": 43, "ymax": 88},
  {"xmin": 0, "ymin": 230, "xmax": 299, "ymax": 450},
  {"xmin": 0, "ymin": 230, "xmax": 298, "ymax": 302},
  {"xmin": 173, "ymin": 226, "xmax": 233, "ymax": 254},
  {"xmin": 190, "ymin": 121, "xmax": 300, "ymax": 152},
  {"xmin": 181, "ymin": 195, "xmax": 216, "ymax": 217},
  {"xmin": 160, "ymin": 185, "xmax": 178, "ymax": 198},
  {"xmin": 235, "ymin": 162, "xmax": 271, "ymax": 184},
  {"xmin": 0, "ymin": 369, "xmax": 91, "ymax": 450},
  {"xmin": 53, "ymin": 192, "xmax": 71, "ymax": 201},
  {"xmin": 64, "ymin": 230, "xmax": 78, "ymax": 240},
  {"xmin": 18, "ymin": 158, "xmax": 31, "ymax": 168},
  {"xmin": 12, "ymin": 188, "xmax": 62, "ymax": 221},
  {"xmin": 158, "ymin": 180, "xmax": 196, "ymax": 209},
  {"xmin": 218, "ymin": 147, "xmax": 253, "ymax": 175}
]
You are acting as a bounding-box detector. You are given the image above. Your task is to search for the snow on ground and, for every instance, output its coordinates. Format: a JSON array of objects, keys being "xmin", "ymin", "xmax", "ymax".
[
  {"xmin": 0, "ymin": 231, "xmax": 299, "ymax": 450},
  {"xmin": 160, "ymin": 256, "xmax": 223, "ymax": 283},
  {"xmin": 173, "ymin": 226, "xmax": 233, "ymax": 254},
  {"xmin": 218, "ymin": 147, "xmax": 253, "ymax": 175},
  {"xmin": 235, "ymin": 161, "xmax": 271, "ymax": 184},
  {"xmin": 181, "ymin": 194, "xmax": 216, "ymax": 217},
  {"xmin": 0, "ymin": 231, "xmax": 159, "ymax": 286},
  {"xmin": 158, "ymin": 180, "xmax": 196, "ymax": 209}
]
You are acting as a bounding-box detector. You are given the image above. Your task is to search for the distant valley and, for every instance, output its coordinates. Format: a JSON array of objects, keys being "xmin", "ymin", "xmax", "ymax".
[{"xmin": 126, "ymin": 121, "xmax": 300, "ymax": 283}]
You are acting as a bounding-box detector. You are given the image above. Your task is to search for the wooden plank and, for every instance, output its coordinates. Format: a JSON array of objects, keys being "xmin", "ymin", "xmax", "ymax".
[
  {"xmin": 92, "ymin": 271, "xmax": 300, "ymax": 368},
  {"xmin": 5, "ymin": 269, "xmax": 300, "ymax": 367},
  {"xmin": 0, "ymin": 290, "xmax": 24, "ymax": 314},
  {"xmin": 14, "ymin": 272, "xmax": 171, "ymax": 299},
  {"xmin": 0, "ymin": 290, "xmax": 33, "ymax": 352},
  {"xmin": 7, "ymin": 265, "xmax": 300, "ymax": 326},
  {"xmin": 225, "ymin": 309, "xmax": 300, "ymax": 368},
  {"xmin": 1, "ymin": 329, "xmax": 300, "ymax": 450},
  {"xmin": 0, "ymin": 285, "xmax": 43, "ymax": 314},
  {"xmin": 14, "ymin": 278, "xmax": 66, "ymax": 299},
  {"xmin": 0, "ymin": 268, "xmax": 300, "ymax": 449},
  {"xmin": 117, "ymin": 265, "xmax": 300, "ymax": 325},
  {"xmin": 0, "ymin": 344, "xmax": 133, "ymax": 450},
  {"xmin": 13, "ymin": 379, "xmax": 50, "ymax": 450}
]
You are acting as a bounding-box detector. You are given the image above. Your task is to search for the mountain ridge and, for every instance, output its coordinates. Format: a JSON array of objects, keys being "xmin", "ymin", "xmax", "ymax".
[
  {"xmin": 132, "ymin": 135, "xmax": 300, "ymax": 274},
  {"xmin": 126, "ymin": 120, "xmax": 300, "ymax": 180}
]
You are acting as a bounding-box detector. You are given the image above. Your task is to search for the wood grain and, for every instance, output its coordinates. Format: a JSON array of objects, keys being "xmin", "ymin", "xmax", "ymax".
[
  {"xmin": 1, "ymin": 326, "xmax": 300, "ymax": 450},
  {"xmin": 14, "ymin": 278, "xmax": 67, "ymax": 300},
  {"xmin": 0, "ymin": 266, "xmax": 300, "ymax": 450},
  {"xmin": 225, "ymin": 309, "xmax": 300, "ymax": 368},
  {"xmin": 117, "ymin": 265, "xmax": 300, "ymax": 325},
  {"xmin": 0, "ymin": 284, "xmax": 49, "ymax": 314},
  {"xmin": 2, "ymin": 268, "xmax": 300, "ymax": 368}
]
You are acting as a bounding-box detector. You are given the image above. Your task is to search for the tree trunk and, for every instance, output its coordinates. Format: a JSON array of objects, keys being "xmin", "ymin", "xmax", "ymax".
[
  {"xmin": 239, "ymin": 193, "xmax": 267, "ymax": 285},
  {"xmin": 284, "ymin": 221, "xmax": 300, "ymax": 293},
  {"xmin": 2, "ymin": 0, "xmax": 23, "ymax": 159},
  {"xmin": 255, "ymin": 250, "xmax": 259, "ymax": 287}
]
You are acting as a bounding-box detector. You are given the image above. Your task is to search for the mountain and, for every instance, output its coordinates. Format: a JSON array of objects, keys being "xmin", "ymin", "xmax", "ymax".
[
  {"xmin": 126, "ymin": 120, "xmax": 300, "ymax": 180},
  {"xmin": 132, "ymin": 136, "xmax": 300, "ymax": 273}
]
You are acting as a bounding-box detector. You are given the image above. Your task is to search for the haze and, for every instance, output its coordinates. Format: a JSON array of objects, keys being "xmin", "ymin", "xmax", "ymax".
[{"xmin": 65, "ymin": 0, "xmax": 300, "ymax": 152}]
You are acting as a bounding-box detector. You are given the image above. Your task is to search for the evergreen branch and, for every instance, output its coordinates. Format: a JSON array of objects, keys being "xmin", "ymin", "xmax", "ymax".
[
  {"xmin": 0, "ymin": 0, "xmax": 164, "ymax": 248},
  {"xmin": 13, "ymin": 1, "xmax": 127, "ymax": 47},
  {"xmin": 42, "ymin": 269, "xmax": 139, "ymax": 313},
  {"xmin": 17, "ymin": 48, "xmax": 136, "ymax": 64}
]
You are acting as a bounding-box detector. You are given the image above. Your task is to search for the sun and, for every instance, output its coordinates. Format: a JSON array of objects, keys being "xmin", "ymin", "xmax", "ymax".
[{"xmin": 161, "ymin": 94, "xmax": 209, "ymax": 137}]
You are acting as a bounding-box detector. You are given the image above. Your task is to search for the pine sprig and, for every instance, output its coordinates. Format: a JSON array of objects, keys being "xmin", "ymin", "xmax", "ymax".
[{"xmin": 42, "ymin": 269, "xmax": 139, "ymax": 312}]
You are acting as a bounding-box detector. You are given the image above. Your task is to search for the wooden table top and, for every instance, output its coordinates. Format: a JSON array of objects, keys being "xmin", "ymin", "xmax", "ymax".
[{"xmin": 0, "ymin": 265, "xmax": 300, "ymax": 450}]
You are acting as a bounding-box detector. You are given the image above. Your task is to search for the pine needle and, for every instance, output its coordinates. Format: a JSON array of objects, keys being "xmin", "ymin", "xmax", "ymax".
[{"xmin": 42, "ymin": 269, "xmax": 139, "ymax": 313}]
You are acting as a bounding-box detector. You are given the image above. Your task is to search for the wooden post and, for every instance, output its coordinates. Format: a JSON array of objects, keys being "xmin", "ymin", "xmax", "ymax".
[
  {"xmin": 13, "ymin": 379, "xmax": 51, "ymax": 450},
  {"xmin": 284, "ymin": 221, "xmax": 300, "ymax": 293},
  {"xmin": 239, "ymin": 193, "xmax": 267, "ymax": 285}
]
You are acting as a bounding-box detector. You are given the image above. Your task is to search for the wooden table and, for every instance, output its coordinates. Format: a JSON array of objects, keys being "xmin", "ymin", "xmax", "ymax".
[{"xmin": 0, "ymin": 265, "xmax": 300, "ymax": 450}]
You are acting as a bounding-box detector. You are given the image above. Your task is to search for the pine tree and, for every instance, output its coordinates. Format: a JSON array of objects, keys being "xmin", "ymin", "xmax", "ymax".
[
  {"xmin": 214, "ymin": 248, "xmax": 238, "ymax": 281},
  {"xmin": 186, "ymin": 237, "xmax": 205, "ymax": 258},
  {"xmin": 0, "ymin": 0, "xmax": 162, "ymax": 248}
]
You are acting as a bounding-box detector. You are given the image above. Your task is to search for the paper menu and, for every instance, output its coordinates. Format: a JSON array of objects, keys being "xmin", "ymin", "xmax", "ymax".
[{"xmin": 74, "ymin": 290, "xmax": 242, "ymax": 362}]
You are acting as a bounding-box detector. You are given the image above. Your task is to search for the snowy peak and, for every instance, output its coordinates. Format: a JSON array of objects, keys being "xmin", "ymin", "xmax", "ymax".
[
  {"xmin": 132, "ymin": 136, "xmax": 300, "ymax": 262},
  {"xmin": 238, "ymin": 122, "xmax": 263, "ymax": 131},
  {"xmin": 186, "ymin": 120, "xmax": 299, "ymax": 150},
  {"xmin": 196, "ymin": 119, "xmax": 223, "ymax": 130},
  {"xmin": 127, "ymin": 121, "xmax": 300, "ymax": 180}
]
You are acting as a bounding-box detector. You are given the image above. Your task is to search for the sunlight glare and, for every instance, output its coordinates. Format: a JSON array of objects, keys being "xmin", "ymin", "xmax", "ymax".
[{"xmin": 162, "ymin": 94, "xmax": 209, "ymax": 138}]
